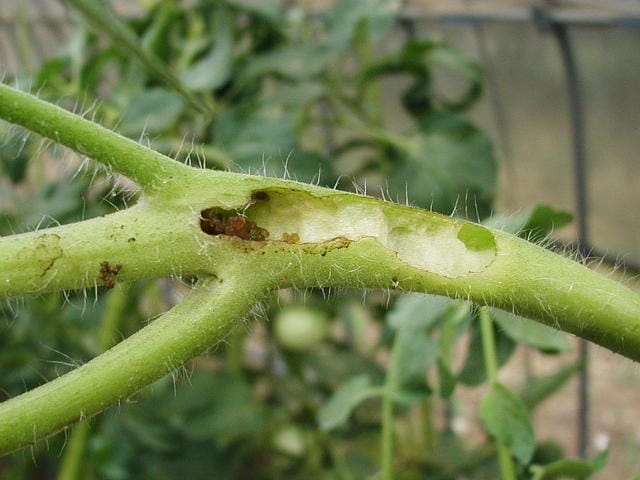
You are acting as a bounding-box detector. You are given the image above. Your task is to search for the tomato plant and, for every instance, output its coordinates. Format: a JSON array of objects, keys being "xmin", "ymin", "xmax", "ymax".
[{"xmin": 1, "ymin": 1, "xmax": 638, "ymax": 479}]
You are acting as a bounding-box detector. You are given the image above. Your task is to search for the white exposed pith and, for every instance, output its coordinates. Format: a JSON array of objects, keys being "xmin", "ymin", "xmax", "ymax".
[{"xmin": 247, "ymin": 190, "xmax": 497, "ymax": 278}]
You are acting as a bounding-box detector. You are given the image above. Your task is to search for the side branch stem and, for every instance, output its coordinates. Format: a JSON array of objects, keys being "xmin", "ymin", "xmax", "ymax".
[
  {"xmin": 0, "ymin": 82, "xmax": 191, "ymax": 189},
  {"xmin": 0, "ymin": 272, "xmax": 272, "ymax": 454}
]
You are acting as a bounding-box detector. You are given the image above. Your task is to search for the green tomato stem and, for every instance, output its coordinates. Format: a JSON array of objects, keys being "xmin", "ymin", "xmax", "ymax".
[
  {"xmin": 480, "ymin": 308, "xmax": 517, "ymax": 480},
  {"xmin": 56, "ymin": 420, "xmax": 91, "ymax": 480},
  {"xmin": 480, "ymin": 307, "xmax": 499, "ymax": 384},
  {"xmin": 2, "ymin": 83, "xmax": 640, "ymax": 456},
  {"xmin": 57, "ymin": 283, "xmax": 131, "ymax": 480},
  {"xmin": 0, "ymin": 82, "xmax": 191, "ymax": 190},
  {"xmin": 380, "ymin": 336, "xmax": 400, "ymax": 480},
  {"xmin": 0, "ymin": 273, "xmax": 272, "ymax": 454}
]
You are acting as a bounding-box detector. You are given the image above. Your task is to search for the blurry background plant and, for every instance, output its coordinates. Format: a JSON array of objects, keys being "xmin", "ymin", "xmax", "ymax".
[{"xmin": 0, "ymin": 0, "xmax": 625, "ymax": 479}]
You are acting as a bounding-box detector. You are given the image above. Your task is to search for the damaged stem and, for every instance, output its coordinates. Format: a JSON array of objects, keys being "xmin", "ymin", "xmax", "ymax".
[{"xmin": 1, "ymin": 82, "xmax": 640, "ymax": 455}]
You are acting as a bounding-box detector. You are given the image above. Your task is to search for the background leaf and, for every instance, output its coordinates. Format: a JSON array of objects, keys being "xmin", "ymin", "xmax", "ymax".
[
  {"xmin": 317, "ymin": 375, "xmax": 380, "ymax": 431},
  {"xmin": 480, "ymin": 382, "xmax": 535, "ymax": 465},
  {"xmin": 386, "ymin": 293, "xmax": 451, "ymax": 330},
  {"xmin": 530, "ymin": 449, "xmax": 608, "ymax": 480},
  {"xmin": 485, "ymin": 204, "xmax": 573, "ymax": 242},
  {"xmin": 519, "ymin": 362, "xmax": 581, "ymax": 410},
  {"xmin": 493, "ymin": 309, "xmax": 572, "ymax": 354},
  {"xmin": 181, "ymin": 6, "xmax": 233, "ymax": 92},
  {"xmin": 458, "ymin": 317, "xmax": 516, "ymax": 386},
  {"xmin": 388, "ymin": 112, "xmax": 496, "ymax": 216},
  {"xmin": 118, "ymin": 88, "xmax": 185, "ymax": 136}
]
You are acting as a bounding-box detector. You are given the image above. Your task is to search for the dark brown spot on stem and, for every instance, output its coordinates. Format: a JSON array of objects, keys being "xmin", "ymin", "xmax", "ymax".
[
  {"xmin": 251, "ymin": 191, "xmax": 269, "ymax": 202},
  {"xmin": 99, "ymin": 261, "xmax": 122, "ymax": 289},
  {"xmin": 200, "ymin": 207, "xmax": 269, "ymax": 241}
]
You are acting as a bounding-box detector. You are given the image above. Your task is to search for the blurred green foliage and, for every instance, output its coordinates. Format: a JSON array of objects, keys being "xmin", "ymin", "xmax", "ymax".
[{"xmin": 0, "ymin": 0, "xmax": 598, "ymax": 478}]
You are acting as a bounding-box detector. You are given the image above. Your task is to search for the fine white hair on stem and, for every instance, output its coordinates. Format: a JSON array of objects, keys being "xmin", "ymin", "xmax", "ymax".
[
  {"xmin": 379, "ymin": 185, "xmax": 386, "ymax": 202},
  {"xmin": 351, "ymin": 178, "xmax": 363, "ymax": 195},
  {"xmin": 79, "ymin": 97, "xmax": 102, "ymax": 121},
  {"xmin": 281, "ymin": 150, "xmax": 292, "ymax": 181},
  {"xmin": 173, "ymin": 133, "xmax": 188, "ymax": 161},
  {"xmin": 310, "ymin": 166, "xmax": 322, "ymax": 186},
  {"xmin": 463, "ymin": 190, "xmax": 469, "ymax": 219},
  {"xmin": 196, "ymin": 143, "xmax": 206, "ymax": 169},
  {"xmin": 450, "ymin": 195, "xmax": 460, "ymax": 218}
]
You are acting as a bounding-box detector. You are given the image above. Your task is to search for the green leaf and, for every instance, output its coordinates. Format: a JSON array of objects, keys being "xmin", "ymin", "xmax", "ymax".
[
  {"xmin": 385, "ymin": 294, "xmax": 447, "ymax": 398},
  {"xmin": 147, "ymin": 442, "xmax": 233, "ymax": 479},
  {"xmin": 394, "ymin": 329, "xmax": 439, "ymax": 395},
  {"xmin": 485, "ymin": 204, "xmax": 573, "ymax": 242},
  {"xmin": 480, "ymin": 382, "xmax": 535, "ymax": 465},
  {"xmin": 458, "ymin": 317, "xmax": 516, "ymax": 386},
  {"xmin": 65, "ymin": 0, "xmax": 206, "ymax": 113},
  {"xmin": 530, "ymin": 459, "xmax": 593, "ymax": 480},
  {"xmin": 181, "ymin": 7, "xmax": 233, "ymax": 92},
  {"xmin": 360, "ymin": 39, "xmax": 482, "ymax": 116},
  {"xmin": 325, "ymin": 0, "xmax": 398, "ymax": 50},
  {"xmin": 305, "ymin": 349, "xmax": 385, "ymax": 388},
  {"xmin": 530, "ymin": 449, "xmax": 608, "ymax": 480},
  {"xmin": 232, "ymin": 0, "xmax": 283, "ymax": 21},
  {"xmin": 0, "ymin": 124, "xmax": 31, "ymax": 183},
  {"xmin": 118, "ymin": 88, "xmax": 185, "ymax": 136},
  {"xmin": 428, "ymin": 45, "xmax": 483, "ymax": 112},
  {"xmin": 141, "ymin": 1, "xmax": 181, "ymax": 58},
  {"xmin": 180, "ymin": 373, "xmax": 264, "ymax": 441},
  {"xmin": 493, "ymin": 309, "xmax": 572, "ymax": 353},
  {"xmin": 121, "ymin": 371, "xmax": 265, "ymax": 447},
  {"xmin": 437, "ymin": 358, "xmax": 456, "ymax": 398},
  {"xmin": 437, "ymin": 302, "xmax": 472, "ymax": 398},
  {"xmin": 386, "ymin": 293, "xmax": 451, "ymax": 330},
  {"xmin": 121, "ymin": 413, "xmax": 176, "ymax": 452},
  {"xmin": 520, "ymin": 362, "xmax": 581, "ymax": 410},
  {"xmin": 388, "ymin": 112, "xmax": 497, "ymax": 217},
  {"xmin": 590, "ymin": 448, "xmax": 609, "ymax": 471},
  {"xmin": 317, "ymin": 375, "xmax": 380, "ymax": 431},
  {"xmin": 238, "ymin": 44, "xmax": 335, "ymax": 83},
  {"xmin": 214, "ymin": 103, "xmax": 333, "ymax": 182}
]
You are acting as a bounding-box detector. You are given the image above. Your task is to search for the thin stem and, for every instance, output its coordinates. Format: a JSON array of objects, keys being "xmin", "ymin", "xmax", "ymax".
[
  {"xmin": 226, "ymin": 328, "xmax": 244, "ymax": 375},
  {"xmin": 495, "ymin": 443, "xmax": 517, "ymax": 480},
  {"xmin": 420, "ymin": 399, "xmax": 438, "ymax": 451},
  {"xmin": 380, "ymin": 377, "xmax": 395, "ymax": 480},
  {"xmin": 380, "ymin": 335, "xmax": 400, "ymax": 480},
  {"xmin": 0, "ymin": 82, "xmax": 192, "ymax": 190},
  {"xmin": 97, "ymin": 283, "xmax": 131, "ymax": 352},
  {"xmin": 57, "ymin": 284, "xmax": 130, "ymax": 480},
  {"xmin": 441, "ymin": 303, "xmax": 470, "ymax": 430},
  {"xmin": 479, "ymin": 308, "xmax": 498, "ymax": 384},
  {"xmin": 0, "ymin": 272, "xmax": 273, "ymax": 454},
  {"xmin": 479, "ymin": 308, "xmax": 516, "ymax": 480},
  {"xmin": 56, "ymin": 420, "xmax": 91, "ymax": 480}
]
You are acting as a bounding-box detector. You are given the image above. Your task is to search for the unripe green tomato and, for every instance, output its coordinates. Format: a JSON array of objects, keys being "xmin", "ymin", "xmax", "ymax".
[
  {"xmin": 274, "ymin": 305, "xmax": 328, "ymax": 351},
  {"xmin": 271, "ymin": 424, "xmax": 308, "ymax": 457}
]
